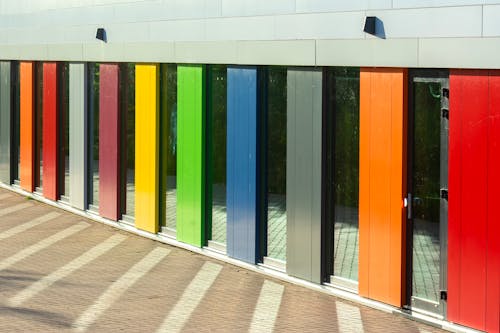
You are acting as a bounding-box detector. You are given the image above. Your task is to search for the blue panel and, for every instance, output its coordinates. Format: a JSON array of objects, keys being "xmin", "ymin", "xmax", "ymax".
[{"xmin": 226, "ymin": 66, "xmax": 258, "ymax": 264}]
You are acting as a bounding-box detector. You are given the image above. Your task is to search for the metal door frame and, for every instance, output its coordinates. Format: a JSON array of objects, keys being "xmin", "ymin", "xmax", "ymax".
[{"xmin": 406, "ymin": 69, "xmax": 449, "ymax": 318}]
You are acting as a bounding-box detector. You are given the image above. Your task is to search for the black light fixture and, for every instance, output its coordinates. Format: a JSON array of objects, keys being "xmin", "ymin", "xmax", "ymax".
[
  {"xmin": 363, "ymin": 16, "xmax": 376, "ymax": 35},
  {"xmin": 96, "ymin": 28, "xmax": 107, "ymax": 42}
]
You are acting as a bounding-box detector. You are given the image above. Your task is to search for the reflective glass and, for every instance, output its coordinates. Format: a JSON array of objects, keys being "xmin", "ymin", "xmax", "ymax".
[
  {"xmin": 120, "ymin": 63, "xmax": 135, "ymax": 218},
  {"xmin": 88, "ymin": 63, "xmax": 100, "ymax": 207},
  {"xmin": 207, "ymin": 65, "xmax": 227, "ymax": 245},
  {"xmin": 12, "ymin": 62, "xmax": 20, "ymax": 181},
  {"xmin": 160, "ymin": 64, "xmax": 177, "ymax": 230},
  {"xmin": 59, "ymin": 62, "xmax": 70, "ymax": 198},
  {"xmin": 326, "ymin": 68, "xmax": 360, "ymax": 282},
  {"xmin": 265, "ymin": 67, "xmax": 287, "ymax": 262},
  {"xmin": 411, "ymin": 81, "xmax": 442, "ymax": 302}
]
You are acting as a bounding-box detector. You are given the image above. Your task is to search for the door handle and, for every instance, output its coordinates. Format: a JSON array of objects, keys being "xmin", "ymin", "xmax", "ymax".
[{"xmin": 406, "ymin": 193, "xmax": 412, "ymax": 219}]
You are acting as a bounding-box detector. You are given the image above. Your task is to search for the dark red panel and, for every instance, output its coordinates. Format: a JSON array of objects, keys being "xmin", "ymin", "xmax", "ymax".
[
  {"xmin": 448, "ymin": 70, "xmax": 500, "ymax": 333},
  {"xmin": 486, "ymin": 71, "xmax": 500, "ymax": 333},
  {"xmin": 42, "ymin": 62, "xmax": 59, "ymax": 201},
  {"xmin": 99, "ymin": 64, "xmax": 120, "ymax": 221}
]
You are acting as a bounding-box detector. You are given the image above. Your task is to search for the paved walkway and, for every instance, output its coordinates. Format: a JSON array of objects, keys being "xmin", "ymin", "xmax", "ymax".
[{"xmin": 0, "ymin": 188, "xmax": 445, "ymax": 333}]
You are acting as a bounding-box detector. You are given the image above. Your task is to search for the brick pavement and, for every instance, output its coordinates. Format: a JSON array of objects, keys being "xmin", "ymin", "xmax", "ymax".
[{"xmin": 0, "ymin": 188, "xmax": 446, "ymax": 333}]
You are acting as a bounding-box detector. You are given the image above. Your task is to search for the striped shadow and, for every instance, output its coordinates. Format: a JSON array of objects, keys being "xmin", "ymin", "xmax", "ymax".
[
  {"xmin": 0, "ymin": 193, "xmax": 12, "ymax": 200},
  {"xmin": 8, "ymin": 234, "xmax": 127, "ymax": 307},
  {"xmin": 0, "ymin": 222, "xmax": 89, "ymax": 271},
  {"xmin": 249, "ymin": 280, "xmax": 285, "ymax": 333},
  {"xmin": 72, "ymin": 247, "xmax": 171, "ymax": 332},
  {"xmin": 156, "ymin": 261, "xmax": 223, "ymax": 333},
  {"xmin": 0, "ymin": 212, "xmax": 61, "ymax": 240},
  {"xmin": 335, "ymin": 301, "xmax": 364, "ymax": 333},
  {"xmin": 0, "ymin": 202, "xmax": 32, "ymax": 217}
]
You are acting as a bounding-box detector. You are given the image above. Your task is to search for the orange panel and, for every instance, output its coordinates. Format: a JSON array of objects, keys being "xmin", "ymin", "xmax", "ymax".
[
  {"xmin": 359, "ymin": 68, "xmax": 407, "ymax": 307},
  {"xmin": 19, "ymin": 62, "xmax": 35, "ymax": 192}
]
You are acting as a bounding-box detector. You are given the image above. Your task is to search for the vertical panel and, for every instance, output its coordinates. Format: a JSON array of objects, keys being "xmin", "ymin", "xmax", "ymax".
[
  {"xmin": 42, "ymin": 62, "xmax": 59, "ymax": 201},
  {"xmin": 135, "ymin": 64, "xmax": 159, "ymax": 233},
  {"xmin": 486, "ymin": 71, "xmax": 500, "ymax": 333},
  {"xmin": 69, "ymin": 63, "xmax": 87, "ymax": 210},
  {"xmin": 176, "ymin": 64, "xmax": 205, "ymax": 247},
  {"xmin": 359, "ymin": 68, "xmax": 407, "ymax": 307},
  {"xmin": 448, "ymin": 70, "xmax": 500, "ymax": 333},
  {"xmin": 99, "ymin": 64, "xmax": 120, "ymax": 221},
  {"xmin": 286, "ymin": 68, "xmax": 322, "ymax": 283},
  {"xmin": 0, "ymin": 62, "xmax": 11, "ymax": 183},
  {"xmin": 19, "ymin": 62, "xmax": 35, "ymax": 192},
  {"xmin": 226, "ymin": 66, "xmax": 258, "ymax": 263}
]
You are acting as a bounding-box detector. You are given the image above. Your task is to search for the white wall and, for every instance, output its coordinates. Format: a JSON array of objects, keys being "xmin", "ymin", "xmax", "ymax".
[{"xmin": 1, "ymin": 0, "xmax": 500, "ymax": 68}]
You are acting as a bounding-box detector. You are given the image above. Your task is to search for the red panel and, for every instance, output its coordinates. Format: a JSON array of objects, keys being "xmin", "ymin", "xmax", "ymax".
[
  {"xmin": 42, "ymin": 62, "xmax": 59, "ymax": 201},
  {"xmin": 486, "ymin": 71, "xmax": 500, "ymax": 333},
  {"xmin": 99, "ymin": 64, "xmax": 120, "ymax": 221},
  {"xmin": 449, "ymin": 70, "xmax": 500, "ymax": 332}
]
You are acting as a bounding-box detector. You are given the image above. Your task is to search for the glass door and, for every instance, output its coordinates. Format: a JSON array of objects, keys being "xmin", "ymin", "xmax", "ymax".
[{"xmin": 407, "ymin": 72, "xmax": 448, "ymax": 316}]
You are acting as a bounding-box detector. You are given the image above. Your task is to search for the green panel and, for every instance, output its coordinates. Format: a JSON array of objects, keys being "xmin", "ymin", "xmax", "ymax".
[{"xmin": 176, "ymin": 65, "xmax": 206, "ymax": 246}]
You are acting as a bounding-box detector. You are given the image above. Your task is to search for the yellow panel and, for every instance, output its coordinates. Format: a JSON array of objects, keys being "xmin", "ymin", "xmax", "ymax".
[{"xmin": 135, "ymin": 64, "xmax": 160, "ymax": 233}]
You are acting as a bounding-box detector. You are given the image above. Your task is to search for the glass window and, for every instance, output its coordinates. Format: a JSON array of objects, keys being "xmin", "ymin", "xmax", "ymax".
[
  {"xmin": 87, "ymin": 63, "xmax": 100, "ymax": 209},
  {"xmin": 264, "ymin": 67, "xmax": 287, "ymax": 263},
  {"xmin": 120, "ymin": 63, "xmax": 135, "ymax": 219},
  {"xmin": 59, "ymin": 62, "xmax": 70, "ymax": 199},
  {"xmin": 35, "ymin": 62, "xmax": 43, "ymax": 191},
  {"xmin": 207, "ymin": 65, "xmax": 227, "ymax": 246},
  {"xmin": 325, "ymin": 67, "xmax": 360, "ymax": 282},
  {"xmin": 11, "ymin": 61, "xmax": 20, "ymax": 183},
  {"xmin": 160, "ymin": 64, "xmax": 177, "ymax": 231}
]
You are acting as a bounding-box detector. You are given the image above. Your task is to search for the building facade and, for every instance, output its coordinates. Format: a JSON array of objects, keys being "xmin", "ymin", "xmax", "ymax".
[{"xmin": 0, "ymin": 1, "xmax": 499, "ymax": 332}]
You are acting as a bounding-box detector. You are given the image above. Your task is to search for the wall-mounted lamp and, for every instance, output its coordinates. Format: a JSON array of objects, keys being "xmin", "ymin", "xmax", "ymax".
[
  {"xmin": 96, "ymin": 28, "xmax": 107, "ymax": 42},
  {"xmin": 363, "ymin": 16, "xmax": 376, "ymax": 35}
]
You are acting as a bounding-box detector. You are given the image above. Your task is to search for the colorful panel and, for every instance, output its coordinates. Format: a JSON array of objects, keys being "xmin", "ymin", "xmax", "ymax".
[
  {"xmin": 99, "ymin": 64, "xmax": 121, "ymax": 221},
  {"xmin": 0, "ymin": 62, "xmax": 11, "ymax": 183},
  {"xmin": 69, "ymin": 63, "xmax": 88, "ymax": 210},
  {"xmin": 19, "ymin": 62, "xmax": 35, "ymax": 192},
  {"xmin": 359, "ymin": 68, "xmax": 407, "ymax": 307},
  {"xmin": 286, "ymin": 68, "xmax": 322, "ymax": 283},
  {"xmin": 448, "ymin": 70, "xmax": 500, "ymax": 332},
  {"xmin": 176, "ymin": 65, "xmax": 205, "ymax": 247},
  {"xmin": 42, "ymin": 62, "xmax": 59, "ymax": 200},
  {"xmin": 135, "ymin": 64, "xmax": 159, "ymax": 233},
  {"xmin": 226, "ymin": 66, "xmax": 259, "ymax": 263}
]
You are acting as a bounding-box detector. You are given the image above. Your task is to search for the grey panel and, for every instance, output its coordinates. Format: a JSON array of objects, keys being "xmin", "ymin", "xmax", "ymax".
[
  {"xmin": 0, "ymin": 61, "xmax": 11, "ymax": 184},
  {"xmin": 286, "ymin": 68, "xmax": 322, "ymax": 284},
  {"xmin": 69, "ymin": 63, "xmax": 88, "ymax": 210}
]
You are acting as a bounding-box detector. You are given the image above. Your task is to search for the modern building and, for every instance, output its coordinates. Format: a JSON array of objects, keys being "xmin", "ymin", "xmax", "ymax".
[{"xmin": 0, "ymin": 1, "xmax": 499, "ymax": 332}]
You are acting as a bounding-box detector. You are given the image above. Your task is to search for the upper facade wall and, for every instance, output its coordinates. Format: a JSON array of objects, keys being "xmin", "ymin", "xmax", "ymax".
[{"xmin": 1, "ymin": 0, "xmax": 500, "ymax": 68}]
